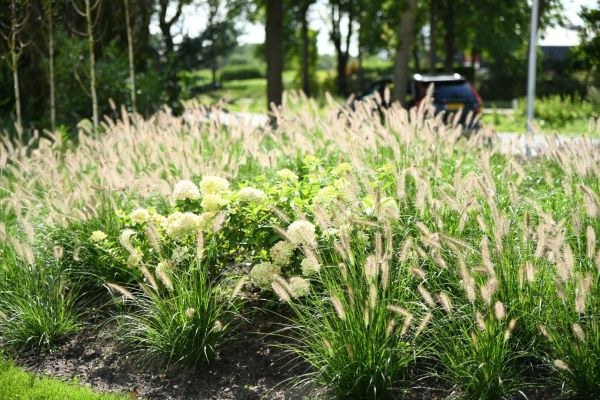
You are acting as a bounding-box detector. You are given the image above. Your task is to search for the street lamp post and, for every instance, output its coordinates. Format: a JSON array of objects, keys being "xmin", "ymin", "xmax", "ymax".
[{"xmin": 526, "ymin": 0, "xmax": 540, "ymax": 155}]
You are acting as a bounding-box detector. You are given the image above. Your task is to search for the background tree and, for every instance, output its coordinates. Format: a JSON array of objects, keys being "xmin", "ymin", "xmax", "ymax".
[
  {"xmin": 71, "ymin": 0, "xmax": 101, "ymax": 134},
  {"xmin": 329, "ymin": 0, "xmax": 355, "ymax": 97},
  {"xmin": 265, "ymin": 0, "xmax": 283, "ymax": 108},
  {"xmin": 1, "ymin": 0, "xmax": 30, "ymax": 134},
  {"xmin": 392, "ymin": 0, "xmax": 417, "ymax": 104},
  {"xmin": 124, "ymin": 0, "xmax": 137, "ymax": 112}
]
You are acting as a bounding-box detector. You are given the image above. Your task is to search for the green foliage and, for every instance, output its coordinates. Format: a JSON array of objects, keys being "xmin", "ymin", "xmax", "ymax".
[
  {"xmin": 219, "ymin": 64, "xmax": 265, "ymax": 81},
  {"xmin": 516, "ymin": 95, "xmax": 599, "ymax": 128},
  {"xmin": 0, "ymin": 359, "xmax": 125, "ymax": 400}
]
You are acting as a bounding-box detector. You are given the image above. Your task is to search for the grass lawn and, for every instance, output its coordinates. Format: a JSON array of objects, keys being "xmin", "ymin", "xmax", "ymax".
[
  {"xmin": 0, "ymin": 360, "xmax": 126, "ymax": 400},
  {"xmin": 482, "ymin": 112, "xmax": 597, "ymax": 136}
]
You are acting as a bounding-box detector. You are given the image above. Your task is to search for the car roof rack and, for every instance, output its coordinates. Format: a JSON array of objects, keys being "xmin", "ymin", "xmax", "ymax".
[{"xmin": 413, "ymin": 73, "xmax": 465, "ymax": 82}]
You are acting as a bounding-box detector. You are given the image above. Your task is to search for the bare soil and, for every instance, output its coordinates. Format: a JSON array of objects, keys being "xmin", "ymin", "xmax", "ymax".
[{"xmin": 18, "ymin": 309, "xmax": 315, "ymax": 400}]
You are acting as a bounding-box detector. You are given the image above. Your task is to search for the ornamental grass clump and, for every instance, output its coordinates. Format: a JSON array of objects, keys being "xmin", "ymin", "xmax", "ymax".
[
  {"xmin": 108, "ymin": 258, "xmax": 242, "ymax": 367},
  {"xmin": 280, "ymin": 224, "xmax": 431, "ymax": 399},
  {"xmin": 0, "ymin": 245, "xmax": 80, "ymax": 351}
]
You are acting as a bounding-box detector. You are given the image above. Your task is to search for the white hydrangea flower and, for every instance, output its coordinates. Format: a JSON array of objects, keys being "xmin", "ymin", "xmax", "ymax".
[
  {"xmin": 301, "ymin": 256, "xmax": 321, "ymax": 276},
  {"xmin": 237, "ymin": 187, "xmax": 267, "ymax": 203},
  {"xmin": 172, "ymin": 180, "xmax": 200, "ymax": 202},
  {"xmin": 289, "ymin": 276, "xmax": 311, "ymax": 298},
  {"xmin": 379, "ymin": 197, "xmax": 400, "ymax": 221},
  {"xmin": 201, "ymin": 193, "xmax": 229, "ymax": 212},
  {"xmin": 150, "ymin": 213, "xmax": 166, "ymax": 226},
  {"xmin": 197, "ymin": 211, "xmax": 216, "ymax": 232},
  {"xmin": 119, "ymin": 229, "xmax": 136, "ymax": 252},
  {"xmin": 199, "ymin": 176, "xmax": 229, "ymax": 195},
  {"xmin": 90, "ymin": 230, "xmax": 107, "ymax": 242},
  {"xmin": 130, "ymin": 208, "xmax": 150, "ymax": 224},
  {"xmin": 287, "ymin": 220, "xmax": 316, "ymax": 245},
  {"xmin": 250, "ymin": 262, "xmax": 281, "ymax": 290},
  {"xmin": 165, "ymin": 212, "xmax": 200, "ymax": 240},
  {"xmin": 269, "ymin": 241, "xmax": 296, "ymax": 267},
  {"xmin": 127, "ymin": 250, "xmax": 143, "ymax": 267},
  {"xmin": 312, "ymin": 186, "xmax": 338, "ymax": 206},
  {"xmin": 276, "ymin": 168, "xmax": 299, "ymax": 182}
]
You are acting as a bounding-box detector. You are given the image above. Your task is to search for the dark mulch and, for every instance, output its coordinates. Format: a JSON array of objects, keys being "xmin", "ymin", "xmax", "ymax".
[{"xmin": 17, "ymin": 309, "xmax": 317, "ymax": 400}]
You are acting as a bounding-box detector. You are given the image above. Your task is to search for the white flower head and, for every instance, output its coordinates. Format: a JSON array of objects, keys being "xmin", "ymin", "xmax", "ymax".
[
  {"xmin": 201, "ymin": 193, "xmax": 229, "ymax": 212},
  {"xmin": 90, "ymin": 230, "xmax": 107, "ymax": 242},
  {"xmin": 270, "ymin": 241, "xmax": 296, "ymax": 267},
  {"xmin": 287, "ymin": 220, "xmax": 316, "ymax": 245},
  {"xmin": 165, "ymin": 212, "xmax": 200, "ymax": 240},
  {"xmin": 237, "ymin": 187, "xmax": 267, "ymax": 203},
  {"xmin": 379, "ymin": 197, "xmax": 400, "ymax": 221},
  {"xmin": 172, "ymin": 180, "xmax": 200, "ymax": 202},
  {"xmin": 119, "ymin": 229, "xmax": 136, "ymax": 251},
  {"xmin": 301, "ymin": 256, "xmax": 321, "ymax": 276},
  {"xmin": 127, "ymin": 250, "xmax": 143, "ymax": 267},
  {"xmin": 130, "ymin": 208, "xmax": 150, "ymax": 224},
  {"xmin": 289, "ymin": 276, "xmax": 311, "ymax": 298},
  {"xmin": 276, "ymin": 169, "xmax": 299, "ymax": 182},
  {"xmin": 199, "ymin": 176, "xmax": 229, "ymax": 195},
  {"xmin": 250, "ymin": 262, "xmax": 281, "ymax": 290}
]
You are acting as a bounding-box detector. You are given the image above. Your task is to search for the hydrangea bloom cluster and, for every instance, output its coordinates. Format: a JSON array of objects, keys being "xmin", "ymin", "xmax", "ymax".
[
  {"xmin": 301, "ymin": 256, "xmax": 320, "ymax": 276},
  {"xmin": 90, "ymin": 230, "xmax": 107, "ymax": 242},
  {"xmin": 164, "ymin": 212, "xmax": 201, "ymax": 240},
  {"xmin": 237, "ymin": 187, "xmax": 267, "ymax": 203},
  {"xmin": 287, "ymin": 220, "xmax": 316, "ymax": 245},
  {"xmin": 269, "ymin": 241, "xmax": 296, "ymax": 267},
  {"xmin": 199, "ymin": 176, "xmax": 229, "ymax": 195},
  {"xmin": 250, "ymin": 262, "xmax": 281, "ymax": 289},
  {"xmin": 130, "ymin": 207, "xmax": 150, "ymax": 224},
  {"xmin": 379, "ymin": 197, "xmax": 400, "ymax": 221},
  {"xmin": 172, "ymin": 179, "xmax": 200, "ymax": 202},
  {"xmin": 289, "ymin": 276, "xmax": 310, "ymax": 298},
  {"xmin": 276, "ymin": 168, "xmax": 299, "ymax": 182},
  {"xmin": 201, "ymin": 194, "xmax": 229, "ymax": 212}
]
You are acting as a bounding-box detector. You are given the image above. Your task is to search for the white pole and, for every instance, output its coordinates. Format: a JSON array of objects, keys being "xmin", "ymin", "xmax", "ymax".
[{"xmin": 526, "ymin": 0, "xmax": 539, "ymax": 135}]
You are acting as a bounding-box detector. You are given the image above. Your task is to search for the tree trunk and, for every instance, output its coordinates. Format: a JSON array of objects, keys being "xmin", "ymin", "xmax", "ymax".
[
  {"xmin": 443, "ymin": 0, "xmax": 454, "ymax": 73},
  {"xmin": 266, "ymin": 0, "xmax": 283, "ymax": 108},
  {"xmin": 47, "ymin": 1, "xmax": 56, "ymax": 130},
  {"xmin": 158, "ymin": 0, "xmax": 183, "ymax": 108},
  {"xmin": 85, "ymin": 0, "xmax": 99, "ymax": 134},
  {"xmin": 300, "ymin": 4, "xmax": 310, "ymax": 97},
  {"xmin": 12, "ymin": 54, "xmax": 22, "ymax": 135},
  {"xmin": 211, "ymin": 64, "xmax": 217, "ymax": 86},
  {"xmin": 428, "ymin": 0, "xmax": 436, "ymax": 73},
  {"xmin": 8, "ymin": 0, "xmax": 23, "ymax": 134},
  {"xmin": 392, "ymin": 0, "xmax": 417, "ymax": 105},
  {"xmin": 124, "ymin": 0, "xmax": 137, "ymax": 112}
]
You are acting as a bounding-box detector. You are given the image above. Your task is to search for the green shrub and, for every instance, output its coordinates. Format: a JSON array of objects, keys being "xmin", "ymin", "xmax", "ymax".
[{"xmin": 219, "ymin": 65, "xmax": 264, "ymax": 81}]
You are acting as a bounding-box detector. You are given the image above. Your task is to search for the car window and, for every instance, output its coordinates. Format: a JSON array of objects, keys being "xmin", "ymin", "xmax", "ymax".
[{"xmin": 432, "ymin": 82, "xmax": 474, "ymax": 101}]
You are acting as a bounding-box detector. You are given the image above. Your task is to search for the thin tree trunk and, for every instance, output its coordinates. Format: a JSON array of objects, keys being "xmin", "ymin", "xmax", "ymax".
[
  {"xmin": 428, "ymin": 0, "xmax": 436, "ymax": 73},
  {"xmin": 211, "ymin": 64, "xmax": 217, "ymax": 86},
  {"xmin": 84, "ymin": 0, "xmax": 99, "ymax": 134},
  {"xmin": 47, "ymin": 1, "xmax": 56, "ymax": 130},
  {"xmin": 266, "ymin": 0, "xmax": 283, "ymax": 108},
  {"xmin": 12, "ymin": 55, "xmax": 22, "ymax": 135},
  {"xmin": 9, "ymin": 0, "xmax": 22, "ymax": 134},
  {"xmin": 392, "ymin": 0, "xmax": 417, "ymax": 104},
  {"xmin": 300, "ymin": 5, "xmax": 310, "ymax": 97},
  {"xmin": 124, "ymin": 0, "xmax": 137, "ymax": 112},
  {"xmin": 443, "ymin": 1, "xmax": 454, "ymax": 73}
]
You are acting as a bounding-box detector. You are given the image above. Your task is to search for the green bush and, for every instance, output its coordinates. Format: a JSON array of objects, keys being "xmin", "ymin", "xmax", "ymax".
[
  {"xmin": 219, "ymin": 65, "xmax": 264, "ymax": 81},
  {"xmin": 516, "ymin": 94, "xmax": 599, "ymax": 128}
]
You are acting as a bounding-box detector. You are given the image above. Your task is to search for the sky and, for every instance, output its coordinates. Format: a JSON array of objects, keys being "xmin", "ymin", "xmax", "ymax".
[{"xmin": 152, "ymin": 0, "xmax": 598, "ymax": 55}]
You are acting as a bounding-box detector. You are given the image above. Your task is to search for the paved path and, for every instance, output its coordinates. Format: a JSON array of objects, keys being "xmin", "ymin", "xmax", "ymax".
[{"xmin": 204, "ymin": 110, "xmax": 598, "ymax": 156}]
